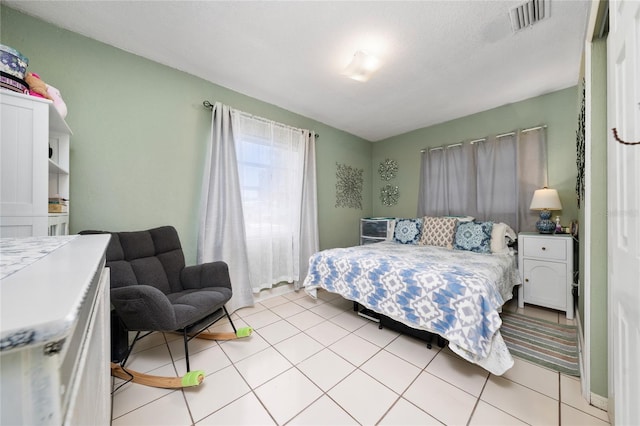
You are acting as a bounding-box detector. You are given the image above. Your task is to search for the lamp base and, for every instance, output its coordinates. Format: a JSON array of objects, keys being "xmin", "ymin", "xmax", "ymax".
[{"xmin": 536, "ymin": 210, "xmax": 556, "ymax": 233}]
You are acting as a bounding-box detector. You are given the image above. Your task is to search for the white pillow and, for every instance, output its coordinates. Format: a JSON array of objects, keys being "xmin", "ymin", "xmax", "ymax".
[
  {"xmin": 447, "ymin": 215, "xmax": 475, "ymax": 223},
  {"xmin": 491, "ymin": 222, "xmax": 516, "ymax": 254}
]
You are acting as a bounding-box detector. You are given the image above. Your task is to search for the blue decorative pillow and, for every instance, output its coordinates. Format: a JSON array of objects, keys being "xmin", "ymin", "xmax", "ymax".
[
  {"xmin": 453, "ymin": 221, "xmax": 493, "ymax": 253},
  {"xmin": 393, "ymin": 218, "xmax": 423, "ymax": 244}
]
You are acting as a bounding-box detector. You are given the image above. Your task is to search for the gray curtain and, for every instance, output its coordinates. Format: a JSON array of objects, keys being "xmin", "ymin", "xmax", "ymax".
[
  {"xmin": 476, "ymin": 135, "xmax": 518, "ymax": 227},
  {"xmin": 417, "ymin": 143, "xmax": 476, "ymax": 218},
  {"xmin": 516, "ymin": 128, "xmax": 548, "ymax": 232},
  {"xmin": 417, "ymin": 127, "xmax": 547, "ymax": 233},
  {"xmin": 418, "ymin": 148, "xmax": 447, "ymax": 216},
  {"xmin": 197, "ymin": 102, "xmax": 254, "ymax": 313}
]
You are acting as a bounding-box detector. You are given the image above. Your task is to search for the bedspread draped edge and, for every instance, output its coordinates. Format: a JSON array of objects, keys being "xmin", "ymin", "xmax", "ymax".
[{"xmin": 302, "ymin": 242, "xmax": 519, "ymax": 375}]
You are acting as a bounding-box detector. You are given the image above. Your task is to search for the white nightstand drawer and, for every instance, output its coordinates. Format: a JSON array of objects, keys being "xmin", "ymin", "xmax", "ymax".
[{"xmin": 522, "ymin": 237, "xmax": 566, "ymax": 261}]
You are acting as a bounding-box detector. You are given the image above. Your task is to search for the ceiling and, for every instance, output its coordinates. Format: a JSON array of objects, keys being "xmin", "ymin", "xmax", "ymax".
[{"xmin": 5, "ymin": 1, "xmax": 590, "ymax": 142}]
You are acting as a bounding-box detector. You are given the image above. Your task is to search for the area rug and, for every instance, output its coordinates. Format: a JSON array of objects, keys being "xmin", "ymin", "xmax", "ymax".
[{"xmin": 500, "ymin": 311, "xmax": 580, "ymax": 376}]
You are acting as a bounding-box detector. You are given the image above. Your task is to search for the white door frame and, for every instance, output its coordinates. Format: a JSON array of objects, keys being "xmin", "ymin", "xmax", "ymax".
[{"xmin": 580, "ymin": 0, "xmax": 601, "ymax": 403}]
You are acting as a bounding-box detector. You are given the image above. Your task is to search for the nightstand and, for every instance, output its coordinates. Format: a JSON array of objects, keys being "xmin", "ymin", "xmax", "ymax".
[{"xmin": 517, "ymin": 232, "xmax": 574, "ymax": 319}]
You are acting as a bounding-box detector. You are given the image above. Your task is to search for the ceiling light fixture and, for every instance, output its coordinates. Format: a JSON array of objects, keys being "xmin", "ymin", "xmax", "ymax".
[{"xmin": 341, "ymin": 50, "xmax": 381, "ymax": 82}]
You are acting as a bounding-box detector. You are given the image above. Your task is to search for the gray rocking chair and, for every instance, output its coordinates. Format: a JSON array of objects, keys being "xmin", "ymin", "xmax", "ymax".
[{"xmin": 83, "ymin": 226, "xmax": 237, "ymax": 373}]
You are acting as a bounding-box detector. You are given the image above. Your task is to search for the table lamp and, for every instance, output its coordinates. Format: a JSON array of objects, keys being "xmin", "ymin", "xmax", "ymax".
[{"xmin": 530, "ymin": 187, "xmax": 562, "ymax": 233}]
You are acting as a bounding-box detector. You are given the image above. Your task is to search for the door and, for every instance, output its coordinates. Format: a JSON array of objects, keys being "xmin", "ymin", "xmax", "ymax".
[
  {"xmin": 607, "ymin": 1, "xmax": 639, "ymax": 424},
  {"xmin": 523, "ymin": 259, "xmax": 566, "ymax": 310}
]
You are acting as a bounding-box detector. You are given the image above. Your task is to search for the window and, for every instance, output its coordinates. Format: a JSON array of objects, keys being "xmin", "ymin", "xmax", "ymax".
[
  {"xmin": 233, "ymin": 112, "xmax": 306, "ymax": 291},
  {"xmin": 418, "ymin": 128, "xmax": 546, "ymax": 232}
]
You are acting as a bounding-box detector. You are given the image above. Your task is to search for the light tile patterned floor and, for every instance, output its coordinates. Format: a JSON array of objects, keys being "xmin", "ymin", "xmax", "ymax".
[{"xmin": 111, "ymin": 291, "xmax": 610, "ymax": 425}]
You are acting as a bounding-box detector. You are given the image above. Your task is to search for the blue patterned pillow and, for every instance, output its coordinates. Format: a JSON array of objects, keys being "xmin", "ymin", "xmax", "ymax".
[
  {"xmin": 393, "ymin": 218, "xmax": 423, "ymax": 244},
  {"xmin": 453, "ymin": 221, "xmax": 493, "ymax": 253}
]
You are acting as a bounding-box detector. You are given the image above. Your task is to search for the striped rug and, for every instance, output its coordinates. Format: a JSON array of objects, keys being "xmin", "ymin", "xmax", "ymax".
[{"xmin": 500, "ymin": 311, "xmax": 579, "ymax": 376}]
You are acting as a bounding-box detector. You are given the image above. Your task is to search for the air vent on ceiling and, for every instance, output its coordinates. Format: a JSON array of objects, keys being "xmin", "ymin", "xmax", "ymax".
[{"xmin": 510, "ymin": 0, "xmax": 549, "ymax": 32}]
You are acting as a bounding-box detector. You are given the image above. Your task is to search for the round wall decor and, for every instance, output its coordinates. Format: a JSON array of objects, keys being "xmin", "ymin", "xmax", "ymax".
[
  {"xmin": 378, "ymin": 158, "xmax": 398, "ymax": 181},
  {"xmin": 380, "ymin": 184, "xmax": 399, "ymax": 206}
]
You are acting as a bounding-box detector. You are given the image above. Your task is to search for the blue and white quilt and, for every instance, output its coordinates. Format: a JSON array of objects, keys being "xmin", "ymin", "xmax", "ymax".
[{"xmin": 303, "ymin": 241, "xmax": 521, "ymax": 375}]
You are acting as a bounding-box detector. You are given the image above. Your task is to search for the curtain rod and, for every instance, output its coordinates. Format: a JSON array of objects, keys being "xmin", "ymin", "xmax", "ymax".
[
  {"xmin": 202, "ymin": 100, "xmax": 319, "ymax": 139},
  {"xmin": 420, "ymin": 124, "xmax": 547, "ymax": 153},
  {"xmin": 521, "ymin": 124, "xmax": 547, "ymax": 133},
  {"xmin": 496, "ymin": 131, "xmax": 515, "ymax": 138},
  {"xmin": 421, "ymin": 142, "xmax": 462, "ymax": 153}
]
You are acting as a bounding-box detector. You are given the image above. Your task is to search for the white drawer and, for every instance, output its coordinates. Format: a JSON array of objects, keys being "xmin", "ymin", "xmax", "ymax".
[{"xmin": 522, "ymin": 237, "xmax": 566, "ymax": 261}]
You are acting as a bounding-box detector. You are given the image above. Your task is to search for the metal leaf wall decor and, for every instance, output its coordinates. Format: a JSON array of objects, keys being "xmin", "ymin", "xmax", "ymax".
[
  {"xmin": 378, "ymin": 158, "xmax": 398, "ymax": 181},
  {"xmin": 576, "ymin": 78, "xmax": 585, "ymax": 208},
  {"xmin": 380, "ymin": 184, "xmax": 399, "ymax": 206},
  {"xmin": 335, "ymin": 163, "xmax": 363, "ymax": 209}
]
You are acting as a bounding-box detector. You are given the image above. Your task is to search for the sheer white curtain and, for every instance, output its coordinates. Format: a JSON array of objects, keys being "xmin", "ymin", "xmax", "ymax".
[
  {"xmin": 232, "ymin": 111, "xmax": 318, "ymax": 292},
  {"xmin": 296, "ymin": 131, "xmax": 319, "ymax": 290},
  {"xmin": 198, "ymin": 102, "xmax": 254, "ymax": 313},
  {"xmin": 417, "ymin": 127, "xmax": 547, "ymax": 232}
]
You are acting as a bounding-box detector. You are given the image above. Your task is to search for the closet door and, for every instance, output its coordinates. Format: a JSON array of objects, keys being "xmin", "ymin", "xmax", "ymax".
[{"xmin": 606, "ymin": 0, "xmax": 640, "ymax": 423}]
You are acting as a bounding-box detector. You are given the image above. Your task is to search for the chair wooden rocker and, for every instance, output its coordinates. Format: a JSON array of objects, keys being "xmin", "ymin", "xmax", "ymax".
[{"xmin": 83, "ymin": 226, "xmax": 252, "ymax": 389}]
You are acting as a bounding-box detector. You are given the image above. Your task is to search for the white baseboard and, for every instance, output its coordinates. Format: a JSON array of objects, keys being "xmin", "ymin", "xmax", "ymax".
[
  {"xmin": 590, "ymin": 392, "xmax": 608, "ymax": 411},
  {"xmin": 575, "ymin": 305, "xmax": 589, "ymax": 399},
  {"xmin": 575, "ymin": 302, "xmax": 609, "ymax": 415}
]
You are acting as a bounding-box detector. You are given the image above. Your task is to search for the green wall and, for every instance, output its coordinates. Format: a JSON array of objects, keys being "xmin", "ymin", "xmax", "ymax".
[
  {"xmin": 1, "ymin": 6, "xmax": 372, "ymax": 263},
  {"xmin": 586, "ymin": 38, "xmax": 608, "ymax": 397},
  {"xmin": 371, "ymin": 88, "xmax": 579, "ymax": 226}
]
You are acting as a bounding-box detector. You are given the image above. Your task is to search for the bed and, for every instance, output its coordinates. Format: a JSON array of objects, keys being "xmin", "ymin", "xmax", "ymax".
[{"xmin": 303, "ymin": 238, "xmax": 521, "ymax": 375}]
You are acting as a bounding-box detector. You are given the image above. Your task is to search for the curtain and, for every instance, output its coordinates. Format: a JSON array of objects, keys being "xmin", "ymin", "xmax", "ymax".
[
  {"xmin": 418, "ymin": 148, "xmax": 449, "ymax": 216},
  {"xmin": 476, "ymin": 135, "xmax": 518, "ymax": 227},
  {"xmin": 232, "ymin": 111, "xmax": 318, "ymax": 292},
  {"xmin": 198, "ymin": 102, "xmax": 254, "ymax": 313},
  {"xmin": 417, "ymin": 127, "xmax": 547, "ymax": 233},
  {"xmin": 296, "ymin": 132, "xmax": 319, "ymax": 290},
  {"xmin": 418, "ymin": 148, "xmax": 447, "ymax": 216},
  {"xmin": 517, "ymin": 128, "xmax": 548, "ymax": 231},
  {"xmin": 447, "ymin": 143, "xmax": 477, "ymax": 217},
  {"xmin": 417, "ymin": 143, "xmax": 476, "ymax": 217}
]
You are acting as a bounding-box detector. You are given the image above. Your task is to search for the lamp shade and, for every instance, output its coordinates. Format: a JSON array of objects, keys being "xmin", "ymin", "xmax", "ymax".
[{"xmin": 530, "ymin": 188, "xmax": 562, "ymax": 211}]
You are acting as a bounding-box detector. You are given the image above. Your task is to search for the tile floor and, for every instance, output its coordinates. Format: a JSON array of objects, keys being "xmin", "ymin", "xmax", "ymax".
[{"xmin": 111, "ymin": 290, "xmax": 610, "ymax": 425}]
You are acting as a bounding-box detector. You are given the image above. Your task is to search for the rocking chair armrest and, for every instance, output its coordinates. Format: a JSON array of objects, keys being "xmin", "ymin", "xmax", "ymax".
[
  {"xmin": 111, "ymin": 285, "xmax": 177, "ymax": 331},
  {"xmin": 181, "ymin": 261, "xmax": 232, "ymax": 291}
]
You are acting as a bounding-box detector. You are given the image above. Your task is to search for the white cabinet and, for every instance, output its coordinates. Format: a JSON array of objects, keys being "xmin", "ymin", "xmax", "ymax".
[
  {"xmin": 0, "ymin": 234, "xmax": 111, "ymax": 425},
  {"xmin": 0, "ymin": 91, "xmax": 71, "ymax": 237},
  {"xmin": 360, "ymin": 217, "xmax": 395, "ymax": 245},
  {"xmin": 517, "ymin": 232, "xmax": 574, "ymax": 319}
]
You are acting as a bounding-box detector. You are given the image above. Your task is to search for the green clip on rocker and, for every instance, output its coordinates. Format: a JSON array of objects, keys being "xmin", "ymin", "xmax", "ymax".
[{"xmin": 81, "ymin": 226, "xmax": 253, "ymax": 389}]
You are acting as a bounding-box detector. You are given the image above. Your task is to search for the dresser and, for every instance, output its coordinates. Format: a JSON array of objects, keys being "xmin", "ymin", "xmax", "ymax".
[
  {"xmin": 517, "ymin": 232, "xmax": 574, "ymax": 319},
  {"xmin": 360, "ymin": 217, "xmax": 395, "ymax": 245},
  {"xmin": 0, "ymin": 234, "xmax": 111, "ymax": 425}
]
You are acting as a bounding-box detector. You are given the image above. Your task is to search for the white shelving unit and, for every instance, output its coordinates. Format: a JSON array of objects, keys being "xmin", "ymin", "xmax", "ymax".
[{"xmin": 0, "ymin": 91, "xmax": 72, "ymax": 237}]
